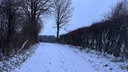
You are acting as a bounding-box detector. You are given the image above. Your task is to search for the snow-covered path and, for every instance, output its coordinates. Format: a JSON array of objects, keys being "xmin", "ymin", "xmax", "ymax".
[{"xmin": 15, "ymin": 43, "xmax": 96, "ymax": 72}]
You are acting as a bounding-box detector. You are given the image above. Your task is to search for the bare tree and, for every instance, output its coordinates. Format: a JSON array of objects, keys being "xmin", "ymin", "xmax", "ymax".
[
  {"xmin": 21, "ymin": 0, "xmax": 53, "ymax": 43},
  {"xmin": 54, "ymin": 0, "xmax": 73, "ymax": 42},
  {"xmin": 1, "ymin": 0, "xmax": 15, "ymax": 44},
  {"xmin": 0, "ymin": 0, "xmax": 23, "ymax": 56},
  {"xmin": 104, "ymin": 0, "xmax": 128, "ymax": 20}
]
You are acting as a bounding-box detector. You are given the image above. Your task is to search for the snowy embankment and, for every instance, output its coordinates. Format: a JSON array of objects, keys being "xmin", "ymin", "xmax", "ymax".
[
  {"xmin": 0, "ymin": 44, "xmax": 37, "ymax": 72},
  {"xmin": 15, "ymin": 43, "xmax": 128, "ymax": 72}
]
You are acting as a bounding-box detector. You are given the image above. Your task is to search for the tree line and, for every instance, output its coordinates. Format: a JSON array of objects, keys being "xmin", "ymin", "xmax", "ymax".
[
  {"xmin": 59, "ymin": 0, "xmax": 128, "ymax": 59},
  {"xmin": 0, "ymin": 0, "xmax": 73, "ymax": 58},
  {"xmin": 38, "ymin": 35, "xmax": 56, "ymax": 43},
  {"xmin": 0, "ymin": 0, "xmax": 51, "ymax": 57}
]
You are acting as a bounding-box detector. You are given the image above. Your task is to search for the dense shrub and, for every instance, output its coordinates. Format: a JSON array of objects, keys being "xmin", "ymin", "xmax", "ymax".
[{"xmin": 59, "ymin": 0, "xmax": 128, "ymax": 58}]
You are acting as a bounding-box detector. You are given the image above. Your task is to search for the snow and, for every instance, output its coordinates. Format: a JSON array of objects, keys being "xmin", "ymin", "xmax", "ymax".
[
  {"xmin": 0, "ymin": 44, "xmax": 37, "ymax": 72},
  {"xmin": 15, "ymin": 43, "xmax": 128, "ymax": 72},
  {"xmin": 72, "ymin": 48, "xmax": 128, "ymax": 72},
  {"xmin": 15, "ymin": 43, "xmax": 96, "ymax": 72}
]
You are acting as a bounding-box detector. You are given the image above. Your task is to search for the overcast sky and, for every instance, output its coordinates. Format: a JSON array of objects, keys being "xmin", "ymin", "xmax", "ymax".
[{"xmin": 40, "ymin": 0, "xmax": 120, "ymax": 36}]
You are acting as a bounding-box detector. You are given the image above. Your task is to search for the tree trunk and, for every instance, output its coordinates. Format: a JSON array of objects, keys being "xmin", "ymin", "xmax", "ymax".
[{"xmin": 56, "ymin": 27, "xmax": 59, "ymax": 42}]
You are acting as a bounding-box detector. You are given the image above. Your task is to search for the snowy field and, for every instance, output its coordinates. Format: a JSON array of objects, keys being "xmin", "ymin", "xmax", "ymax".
[{"xmin": 15, "ymin": 43, "xmax": 128, "ymax": 72}]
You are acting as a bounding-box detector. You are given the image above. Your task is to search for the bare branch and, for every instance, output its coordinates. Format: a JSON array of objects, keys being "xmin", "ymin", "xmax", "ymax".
[{"xmin": 53, "ymin": 0, "xmax": 73, "ymax": 41}]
